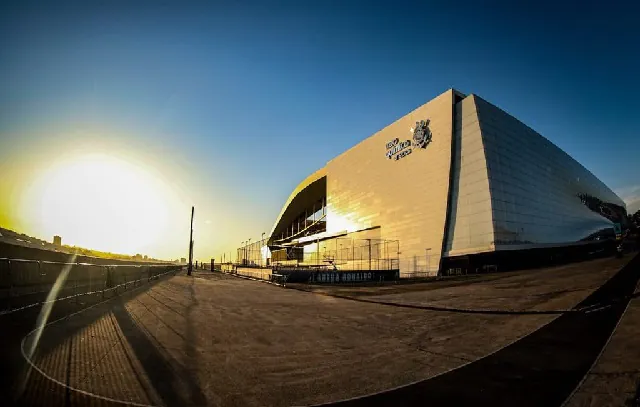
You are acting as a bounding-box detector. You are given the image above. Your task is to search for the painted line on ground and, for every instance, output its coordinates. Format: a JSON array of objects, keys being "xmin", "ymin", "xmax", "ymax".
[
  {"xmin": 305, "ymin": 313, "xmax": 559, "ymax": 407},
  {"xmin": 560, "ymin": 289, "xmax": 638, "ymax": 406},
  {"xmin": 225, "ymin": 271, "xmax": 286, "ymax": 287},
  {"xmin": 309, "ymin": 253, "xmax": 640, "ymax": 406},
  {"xmin": 283, "ymin": 262, "xmax": 638, "ymax": 316},
  {"xmin": 286, "ymin": 285, "xmax": 573, "ymax": 315}
]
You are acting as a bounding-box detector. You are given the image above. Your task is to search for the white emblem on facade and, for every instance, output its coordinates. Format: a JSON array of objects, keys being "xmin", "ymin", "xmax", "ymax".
[
  {"xmin": 385, "ymin": 119, "xmax": 432, "ymax": 161},
  {"xmin": 412, "ymin": 119, "xmax": 432, "ymax": 149}
]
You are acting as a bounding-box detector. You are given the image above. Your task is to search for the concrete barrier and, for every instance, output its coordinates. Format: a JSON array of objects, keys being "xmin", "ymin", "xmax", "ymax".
[{"xmin": 235, "ymin": 267, "xmax": 272, "ymax": 281}]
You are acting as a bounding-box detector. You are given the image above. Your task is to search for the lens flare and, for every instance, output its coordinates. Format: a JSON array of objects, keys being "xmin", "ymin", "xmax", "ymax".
[
  {"xmin": 21, "ymin": 154, "xmax": 171, "ymax": 255},
  {"xmin": 18, "ymin": 253, "xmax": 77, "ymax": 397}
]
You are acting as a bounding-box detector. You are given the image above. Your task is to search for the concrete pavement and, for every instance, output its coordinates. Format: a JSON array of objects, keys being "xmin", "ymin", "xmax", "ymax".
[{"xmin": 4, "ymin": 253, "xmax": 639, "ymax": 406}]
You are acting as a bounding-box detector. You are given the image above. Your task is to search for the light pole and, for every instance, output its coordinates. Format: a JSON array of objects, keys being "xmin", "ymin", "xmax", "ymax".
[
  {"xmin": 248, "ymin": 238, "xmax": 252, "ymax": 265},
  {"xmin": 365, "ymin": 238, "xmax": 372, "ymax": 271},
  {"xmin": 188, "ymin": 206, "xmax": 194, "ymax": 276},
  {"xmin": 352, "ymin": 240, "xmax": 355, "ymax": 271},
  {"xmin": 261, "ymin": 232, "xmax": 266, "ymax": 267}
]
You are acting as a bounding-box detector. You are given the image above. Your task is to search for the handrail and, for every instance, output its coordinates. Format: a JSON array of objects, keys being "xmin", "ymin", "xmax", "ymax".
[
  {"xmin": 0, "ymin": 262, "xmax": 181, "ymax": 316},
  {"xmin": 0, "ymin": 257, "xmax": 174, "ymax": 267}
]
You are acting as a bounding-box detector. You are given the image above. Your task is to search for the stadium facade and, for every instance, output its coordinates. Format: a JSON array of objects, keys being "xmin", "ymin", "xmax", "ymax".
[{"xmin": 264, "ymin": 89, "xmax": 626, "ymax": 276}]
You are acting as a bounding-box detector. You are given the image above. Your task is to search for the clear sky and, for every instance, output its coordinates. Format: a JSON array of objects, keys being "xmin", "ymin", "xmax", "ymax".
[{"xmin": 1, "ymin": 0, "xmax": 639, "ymax": 261}]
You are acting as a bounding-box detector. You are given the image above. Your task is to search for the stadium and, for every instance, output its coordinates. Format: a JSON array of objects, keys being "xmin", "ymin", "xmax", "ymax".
[{"xmin": 239, "ymin": 89, "xmax": 626, "ymax": 277}]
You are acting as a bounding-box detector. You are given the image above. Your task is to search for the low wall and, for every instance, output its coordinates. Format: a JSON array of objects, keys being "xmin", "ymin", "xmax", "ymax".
[
  {"xmin": 274, "ymin": 268, "xmax": 400, "ymax": 284},
  {"xmin": 220, "ymin": 263, "xmax": 235, "ymax": 273},
  {"xmin": 234, "ymin": 266, "xmax": 400, "ymax": 284},
  {"xmin": 236, "ymin": 267, "xmax": 272, "ymax": 281}
]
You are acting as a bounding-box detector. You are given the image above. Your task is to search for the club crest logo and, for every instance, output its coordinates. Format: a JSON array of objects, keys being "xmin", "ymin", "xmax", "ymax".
[{"xmin": 412, "ymin": 119, "xmax": 432, "ymax": 149}]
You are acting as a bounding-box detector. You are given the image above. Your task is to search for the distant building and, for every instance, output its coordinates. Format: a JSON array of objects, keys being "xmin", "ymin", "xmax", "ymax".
[{"xmin": 53, "ymin": 235, "xmax": 62, "ymax": 246}]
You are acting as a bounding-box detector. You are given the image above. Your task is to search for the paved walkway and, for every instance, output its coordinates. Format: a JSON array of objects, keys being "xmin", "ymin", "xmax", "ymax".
[
  {"xmin": 565, "ymin": 287, "xmax": 640, "ymax": 406},
  {"xmin": 327, "ymin": 253, "xmax": 640, "ymax": 406},
  {"xmin": 291, "ymin": 255, "xmax": 634, "ymax": 312},
  {"xmin": 4, "ymin": 253, "xmax": 639, "ymax": 406}
]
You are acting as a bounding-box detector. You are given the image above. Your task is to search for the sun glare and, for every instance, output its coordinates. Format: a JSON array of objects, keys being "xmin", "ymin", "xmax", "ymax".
[{"xmin": 21, "ymin": 154, "xmax": 171, "ymax": 255}]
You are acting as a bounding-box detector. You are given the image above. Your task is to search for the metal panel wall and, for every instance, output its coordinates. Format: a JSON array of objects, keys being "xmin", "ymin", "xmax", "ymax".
[
  {"xmin": 444, "ymin": 95, "xmax": 495, "ymax": 256},
  {"xmin": 475, "ymin": 96, "xmax": 624, "ymax": 248},
  {"xmin": 325, "ymin": 89, "xmax": 456, "ymax": 276}
]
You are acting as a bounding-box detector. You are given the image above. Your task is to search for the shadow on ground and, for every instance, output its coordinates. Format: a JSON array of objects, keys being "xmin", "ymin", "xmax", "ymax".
[
  {"xmin": 111, "ymin": 284, "xmax": 207, "ymax": 406},
  {"xmin": 326, "ymin": 253, "xmax": 640, "ymax": 407},
  {"xmin": 3, "ymin": 271, "xmax": 185, "ymax": 406}
]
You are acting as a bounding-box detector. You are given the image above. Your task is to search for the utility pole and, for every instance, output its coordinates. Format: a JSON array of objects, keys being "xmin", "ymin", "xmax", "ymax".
[{"xmin": 188, "ymin": 206, "xmax": 194, "ymax": 276}]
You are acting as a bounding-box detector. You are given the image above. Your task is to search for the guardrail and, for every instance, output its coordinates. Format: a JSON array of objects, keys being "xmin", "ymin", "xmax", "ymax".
[{"xmin": 0, "ymin": 257, "xmax": 182, "ymax": 316}]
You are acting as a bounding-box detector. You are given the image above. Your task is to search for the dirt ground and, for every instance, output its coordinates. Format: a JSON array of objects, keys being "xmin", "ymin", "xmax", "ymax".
[{"xmin": 13, "ymin": 253, "xmax": 640, "ymax": 406}]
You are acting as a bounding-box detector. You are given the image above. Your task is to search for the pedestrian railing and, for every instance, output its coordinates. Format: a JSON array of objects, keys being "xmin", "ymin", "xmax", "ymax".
[{"xmin": 0, "ymin": 257, "xmax": 181, "ymax": 315}]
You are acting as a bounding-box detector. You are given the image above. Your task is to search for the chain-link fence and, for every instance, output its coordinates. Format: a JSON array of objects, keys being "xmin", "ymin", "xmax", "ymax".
[
  {"xmin": 0, "ymin": 258, "xmax": 181, "ymax": 315},
  {"xmin": 233, "ymin": 235, "xmax": 449, "ymax": 278},
  {"xmin": 236, "ymin": 238, "xmax": 269, "ymax": 267},
  {"xmin": 270, "ymin": 238, "xmax": 400, "ymax": 271},
  {"xmin": 396, "ymin": 253, "xmax": 440, "ymax": 278}
]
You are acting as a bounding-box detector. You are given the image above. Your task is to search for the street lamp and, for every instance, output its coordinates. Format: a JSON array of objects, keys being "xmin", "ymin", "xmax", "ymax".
[{"xmin": 261, "ymin": 232, "xmax": 266, "ymax": 267}]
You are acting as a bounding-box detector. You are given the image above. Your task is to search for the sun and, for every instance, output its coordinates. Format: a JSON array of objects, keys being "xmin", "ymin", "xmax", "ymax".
[{"xmin": 21, "ymin": 153, "xmax": 170, "ymax": 255}]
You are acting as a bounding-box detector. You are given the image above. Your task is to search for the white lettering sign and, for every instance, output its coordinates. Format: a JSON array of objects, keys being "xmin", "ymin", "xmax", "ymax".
[
  {"xmin": 385, "ymin": 139, "xmax": 411, "ymax": 159},
  {"xmin": 385, "ymin": 119, "xmax": 432, "ymax": 161}
]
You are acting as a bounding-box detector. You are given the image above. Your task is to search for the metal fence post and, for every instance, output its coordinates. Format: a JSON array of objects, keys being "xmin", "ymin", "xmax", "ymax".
[
  {"xmin": 38, "ymin": 261, "xmax": 42, "ymax": 295},
  {"xmin": 74, "ymin": 264, "xmax": 78, "ymax": 307},
  {"xmin": 8, "ymin": 260, "xmax": 12, "ymax": 312}
]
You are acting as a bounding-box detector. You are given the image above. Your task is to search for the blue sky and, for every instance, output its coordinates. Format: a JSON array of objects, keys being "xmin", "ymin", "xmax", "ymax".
[{"xmin": 1, "ymin": 1, "xmax": 639, "ymax": 259}]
